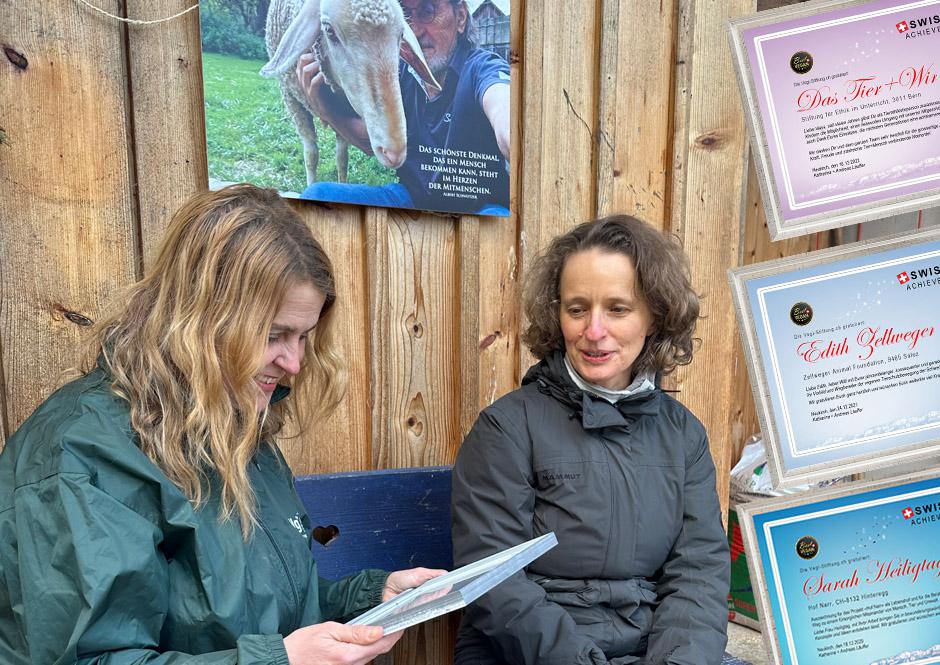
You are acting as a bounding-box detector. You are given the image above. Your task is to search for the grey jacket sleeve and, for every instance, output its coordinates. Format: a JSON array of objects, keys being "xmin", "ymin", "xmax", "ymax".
[
  {"xmin": 451, "ymin": 408, "xmax": 609, "ymax": 665},
  {"xmin": 643, "ymin": 431, "xmax": 730, "ymax": 665}
]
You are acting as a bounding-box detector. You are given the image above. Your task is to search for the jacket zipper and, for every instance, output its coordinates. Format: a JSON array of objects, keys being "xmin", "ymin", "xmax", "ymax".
[
  {"xmin": 258, "ymin": 519, "xmax": 303, "ymax": 631},
  {"xmin": 252, "ymin": 455, "xmax": 303, "ymax": 628}
]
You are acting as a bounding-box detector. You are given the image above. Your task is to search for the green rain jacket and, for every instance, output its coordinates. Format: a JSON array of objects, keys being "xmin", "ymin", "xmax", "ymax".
[{"xmin": 0, "ymin": 369, "xmax": 388, "ymax": 664}]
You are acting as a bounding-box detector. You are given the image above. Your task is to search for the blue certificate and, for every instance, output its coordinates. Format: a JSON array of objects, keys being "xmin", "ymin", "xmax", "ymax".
[
  {"xmin": 732, "ymin": 228, "xmax": 940, "ymax": 486},
  {"xmin": 742, "ymin": 474, "xmax": 940, "ymax": 665}
]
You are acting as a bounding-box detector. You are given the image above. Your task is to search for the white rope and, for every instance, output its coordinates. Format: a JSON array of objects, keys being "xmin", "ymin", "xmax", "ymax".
[{"xmin": 74, "ymin": 0, "xmax": 200, "ymax": 26}]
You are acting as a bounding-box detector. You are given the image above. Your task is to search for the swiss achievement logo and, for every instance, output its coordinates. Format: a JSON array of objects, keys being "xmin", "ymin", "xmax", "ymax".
[
  {"xmin": 897, "ymin": 271, "xmax": 911, "ymax": 285},
  {"xmin": 897, "ymin": 20, "xmax": 910, "ymax": 33},
  {"xmin": 790, "ymin": 51, "xmax": 813, "ymax": 74},
  {"xmin": 796, "ymin": 536, "xmax": 819, "ymax": 560},
  {"xmin": 790, "ymin": 302, "xmax": 813, "ymax": 326},
  {"xmin": 903, "ymin": 501, "xmax": 940, "ymax": 526}
]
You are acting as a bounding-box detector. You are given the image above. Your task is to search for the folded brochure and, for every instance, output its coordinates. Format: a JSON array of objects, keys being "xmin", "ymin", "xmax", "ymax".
[{"xmin": 347, "ymin": 532, "xmax": 558, "ymax": 633}]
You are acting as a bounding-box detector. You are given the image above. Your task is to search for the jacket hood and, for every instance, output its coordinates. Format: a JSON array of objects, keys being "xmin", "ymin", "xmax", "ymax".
[{"xmin": 522, "ymin": 351, "xmax": 661, "ymax": 429}]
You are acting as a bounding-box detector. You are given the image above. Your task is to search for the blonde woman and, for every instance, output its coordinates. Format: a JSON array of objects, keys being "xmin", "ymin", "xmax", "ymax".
[{"xmin": 0, "ymin": 184, "xmax": 441, "ymax": 665}]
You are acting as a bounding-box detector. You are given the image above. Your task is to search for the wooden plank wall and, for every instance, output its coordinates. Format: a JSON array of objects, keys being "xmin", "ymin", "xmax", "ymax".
[{"xmin": 0, "ymin": 0, "xmax": 847, "ymax": 661}]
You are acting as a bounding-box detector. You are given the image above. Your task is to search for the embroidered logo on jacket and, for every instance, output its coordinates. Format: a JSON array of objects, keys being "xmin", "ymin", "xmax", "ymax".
[
  {"xmin": 538, "ymin": 471, "xmax": 582, "ymax": 482},
  {"xmin": 288, "ymin": 513, "xmax": 308, "ymax": 539}
]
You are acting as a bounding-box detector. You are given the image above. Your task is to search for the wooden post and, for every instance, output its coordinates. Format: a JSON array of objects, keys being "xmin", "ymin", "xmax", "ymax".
[
  {"xmin": 596, "ymin": 0, "xmax": 677, "ymax": 227},
  {"xmin": 670, "ymin": 0, "xmax": 756, "ymax": 520},
  {"xmin": 125, "ymin": 1, "xmax": 207, "ymax": 267},
  {"xmin": 283, "ymin": 202, "xmax": 375, "ymax": 473}
]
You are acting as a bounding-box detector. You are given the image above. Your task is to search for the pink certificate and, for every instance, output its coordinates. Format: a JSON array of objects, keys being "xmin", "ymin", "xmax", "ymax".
[{"xmin": 730, "ymin": 0, "xmax": 940, "ymax": 239}]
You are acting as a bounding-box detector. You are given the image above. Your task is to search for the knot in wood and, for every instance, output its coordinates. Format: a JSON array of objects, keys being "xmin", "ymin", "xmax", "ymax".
[
  {"xmin": 53, "ymin": 304, "xmax": 93, "ymax": 327},
  {"xmin": 406, "ymin": 313, "xmax": 424, "ymax": 338},
  {"xmin": 694, "ymin": 130, "xmax": 725, "ymax": 150},
  {"xmin": 479, "ymin": 331, "xmax": 501, "ymax": 350},
  {"xmin": 65, "ymin": 311, "xmax": 94, "ymax": 326},
  {"xmin": 3, "ymin": 45, "xmax": 27, "ymax": 70},
  {"xmin": 406, "ymin": 415, "xmax": 424, "ymax": 436},
  {"xmin": 406, "ymin": 394, "xmax": 426, "ymax": 439}
]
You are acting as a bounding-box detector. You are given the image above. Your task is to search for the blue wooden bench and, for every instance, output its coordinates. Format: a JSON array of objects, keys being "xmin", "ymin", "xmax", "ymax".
[
  {"xmin": 294, "ymin": 465, "xmax": 454, "ymax": 580},
  {"xmin": 293, "ymin": 465, "xmax": 753, "ymax": 665}
]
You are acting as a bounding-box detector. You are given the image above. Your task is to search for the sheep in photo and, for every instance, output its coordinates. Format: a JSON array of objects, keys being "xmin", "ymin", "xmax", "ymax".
[{"xmin": 261, "ymin": 0, "xmax": 440, "ymax": 184}]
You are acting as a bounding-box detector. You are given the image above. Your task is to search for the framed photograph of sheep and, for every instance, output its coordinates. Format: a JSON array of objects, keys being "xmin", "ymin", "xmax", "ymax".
[{"xmin": 199, "ymin": 0, "xmax": 511, "ymax": 217}]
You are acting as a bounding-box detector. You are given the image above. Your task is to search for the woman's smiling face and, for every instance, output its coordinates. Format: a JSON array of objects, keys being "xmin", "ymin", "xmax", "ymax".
[
  {"xmin": 254, "ymin": 282, "xmax": 325, "ymax": 411},
  {"xmin": 559, "ymin": 249, "xmax": 654, "ymax": 390}
]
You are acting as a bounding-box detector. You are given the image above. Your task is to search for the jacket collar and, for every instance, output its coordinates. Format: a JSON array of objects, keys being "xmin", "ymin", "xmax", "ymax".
[
  {"xmin": 523, "ymin": 351, "xmax": 661, "ymax": 430},
  {"xmin": 271, "ymin": 384, "xmax": 290, "ymax": 404}
]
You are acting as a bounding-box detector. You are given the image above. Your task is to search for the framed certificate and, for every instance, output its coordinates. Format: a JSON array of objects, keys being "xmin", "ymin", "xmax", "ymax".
[
  {"xmin": 739, "ymin": 471, "xmax": 940, "ymax": 665},
  {"xmin": 348, "ymin": 533, "xmax": 557, "ymax": 633},
  {"xmin": 729, "ymin": 0, "xmax": 940, "ymax": 240},
  {"xmin": 730, "ymin": 226, "xmax": 940, "ymax": 487}
]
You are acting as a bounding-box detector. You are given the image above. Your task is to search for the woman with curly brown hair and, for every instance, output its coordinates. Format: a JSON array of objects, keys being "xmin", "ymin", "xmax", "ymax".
[
  {"xmin": 0, "ymin": 184, "xmax": 441, "ymax": 665},
  {"xmin": 452, "ymin": 215, "xmax": 730, "ymax": 665}
]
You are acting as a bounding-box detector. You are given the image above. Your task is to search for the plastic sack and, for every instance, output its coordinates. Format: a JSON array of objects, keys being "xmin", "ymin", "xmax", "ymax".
[{"xmin": 729, "ymin": 435, "xmax": 847, "ymax": 502}]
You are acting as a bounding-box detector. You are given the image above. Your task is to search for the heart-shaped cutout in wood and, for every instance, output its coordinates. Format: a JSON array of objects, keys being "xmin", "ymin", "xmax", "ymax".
[{"xmin": 312, "ymin": 524, "xmax": 340, "ymax": 547}]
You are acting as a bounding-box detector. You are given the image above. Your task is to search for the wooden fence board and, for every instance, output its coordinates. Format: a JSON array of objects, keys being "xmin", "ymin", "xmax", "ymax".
[
  {"xmin": 667, "ymin": 0, "xmax": 695, "ymax": 249},
  {"xmin": 670, "ymin": 0, "xmax": 755, "ymax": 519},
  {"xmin": 367, "ymin": 208, "xmax": 460, "ymax": 469},
  {"xmin": 280, "ymin": 202, "xmax": 373, "ymax": 474},
  {"xmin": 366, "ymin": 206, "xmax": 461, "ymax": 664},
  {"xmin": 517, "ymin": 0, "xmax": 600, "ymax": 379},
  {"xmin": 0, "ymin": 0, "xmax": 138, "ymax": 433},
  {"xmin": 476, "ymin": 212, "xmax": 519, "ymax": 408},
  {"xmin": 596, "ymin": 0, "xmax": 677, "ymax": 226},
  {"xmin": 472, "ymin": 0, "xmax": 524, "ymax": 413},
  {"xmin": 519, "ymin": 0, "xmax": 600, "ymax": 257},
  {"xmin": 458, "ymin": 215, "xmax": 481, "ymax": 437},
  {"xmin": 126, "ymin": 1, "xmax": 207, "ymax": 267}
]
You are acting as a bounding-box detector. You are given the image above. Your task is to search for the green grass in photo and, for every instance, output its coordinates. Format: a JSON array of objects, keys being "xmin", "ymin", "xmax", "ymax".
[{"xmin": 202, "ymin": 52, "xmax": 395, "ymax": 193}]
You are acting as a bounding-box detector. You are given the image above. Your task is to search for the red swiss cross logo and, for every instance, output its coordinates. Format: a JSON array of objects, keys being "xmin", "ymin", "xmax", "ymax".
[
  {"xmin": 897, "ymin": 271, "xmax": 910, "ymax": 284},
  {"xmin": 903, "ymin": 507, "xmax": 914, "ymax": 519},
  {"xmin": 897, "ymin": 20, "xmax": 910, "ymax": 33}
]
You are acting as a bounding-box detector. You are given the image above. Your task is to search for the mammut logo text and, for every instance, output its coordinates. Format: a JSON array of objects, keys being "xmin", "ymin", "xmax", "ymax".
[{"xmin": 539, "ymin": 472, "xmax": 582, "ymax": 482}]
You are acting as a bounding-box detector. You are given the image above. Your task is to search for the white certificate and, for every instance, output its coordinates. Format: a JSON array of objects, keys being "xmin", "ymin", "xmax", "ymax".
[
  {"xmin": 731, "ymin": 227, "xmax": 940, "ymax": 487},
  {"xmin": 348, "ymin": 532, "xmax": 558, "ymax": 633}
]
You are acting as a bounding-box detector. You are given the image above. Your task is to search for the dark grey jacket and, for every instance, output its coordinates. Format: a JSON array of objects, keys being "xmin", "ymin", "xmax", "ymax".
[{"xmin": 452, "ymin": 353, "xmax": 729, "ymax": 665}]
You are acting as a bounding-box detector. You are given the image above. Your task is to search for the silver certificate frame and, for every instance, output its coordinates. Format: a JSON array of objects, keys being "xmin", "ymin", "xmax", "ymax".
[
  {"xmin": 347, "ymin": 532, "xmax": 558, "ymax": 634},
  {"xmin": 728, "ymin": 0, "xmax": 940, "ymax": 240},
  {"xmin": 730, "ymin": 226, "xmax": 940, "ymax": 488},
  {"xmin": 738, "ymin": 470, "xmax": 940, "ymax": 665}
]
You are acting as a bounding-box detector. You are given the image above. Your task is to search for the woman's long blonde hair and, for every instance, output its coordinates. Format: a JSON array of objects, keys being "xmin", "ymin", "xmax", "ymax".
[{"xmin": 88, "ymin": 184, "xmax": 344, "ymax": 536}]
